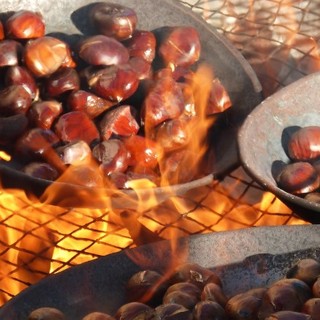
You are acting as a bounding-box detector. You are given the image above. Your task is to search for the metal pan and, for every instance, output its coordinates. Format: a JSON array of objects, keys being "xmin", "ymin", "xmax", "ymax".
[
  {"xmin": 0, "ymin": 225, "xmax": 319, "ymax": 319},
  {"xmin": 0, "ymin": 0, "xmax": 262, "ymax": 200}
]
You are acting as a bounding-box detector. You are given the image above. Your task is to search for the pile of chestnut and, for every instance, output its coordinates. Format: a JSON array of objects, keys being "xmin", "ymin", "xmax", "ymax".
[
  {"xmin": 275, "ymin": 126, "xmax": 320, "ymax": 203},
  {"xmin": 0, "ymin": 2, "xmax": 232, "ymax": 188},
  {"xmin": 28, "ymin": 257, "xmax": 320, "ymax": 319}
]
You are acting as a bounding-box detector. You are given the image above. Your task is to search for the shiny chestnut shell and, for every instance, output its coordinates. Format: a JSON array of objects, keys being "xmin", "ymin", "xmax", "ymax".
[{"xmin": 287, "ymin": 126, "xmax": 320, "ymax": 161}]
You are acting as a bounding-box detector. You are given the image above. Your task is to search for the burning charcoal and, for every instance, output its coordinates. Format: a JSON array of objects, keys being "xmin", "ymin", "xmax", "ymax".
[
  {"xmin": 0, "ymin": 39, "xmax": 23, "ymax": 67},
  {"xmin": 257, "ymin": 278, "xmax": 312, "ymax": 319},
  {"xmin": 0, "ymin": 114, "xmax": 28, "ymax": 144},
  {"xmin": 54, "ymin": 111, "xmax": 100, "ymax": 145},
  {"xmin": 99, "ymin": 105, "xmax": 139, "ymax": 140},
  {"xmin": 85, "ymin": 64, "xmax": 139, "ymax": 103},
  {"xmin": 206, "ymin": 78, "xmax": 232, "ymax": 115},
  {"xmin": 312, "ymin": 277, "xmax": 320, "ymax": 297},
  {"xmin": 43, "ymin": 67, "xmax": 80, "ymax": 98},
  {"xmin": 286, "ymin": 258, "xmax": 320, "ymax": 286},
  {"xmin": 125, "ymin": 30, "xmax": 156, "ymax": 63},
  {"xmin": 23, "ymin": 161, "xmax": 59, "ymax": 181},
  {"xmin": 0, "ymin": 84, "xmax": 33, "ymax": 115},
  {"xmin": 170, "ymin": 263, "xmax": 222, "ymax": 289},
  {"xmin": 5, "ymin": 65, "xmax": 39, "ymax": 100},
  {"xmin": 157, "ymin": 26, "xmax": 201, "ymax": 68},
  {"xmin": 0, "ymin": 20, "xmax": 4, "ymax": 40},
  {"xmin": 115, "ymin": 302, "xmax": 153, "ymax": 320},
  {"xmin": 141, "ymin": 76, "xmax": 185, "ymax": 130},
  {"xmin": 78, "ymin": 35, "xmax": 129, "ymax": 66},
  {"xmin": 24, "ymin": 36, "xmax": 75, "ymax": 77},
  {"xmin": 123, "ymin": 135, "xmax": 162, "ymax": 169},
  {"xmin": 225, "ymin": 287, "xmax": 266, "ymax": 320},
  {"xmin": 162, "ymin": 291, "xmax": 198, "ymax": 310},
  {"xmin": 155, "ymin": 118, "xmax": 190, "ymax": 152},
  {"xmin": 6, "ymin": 10, "xmax": 45, "ymax": 39},
  {"xmin": 126, "ymin": 270, "xmax": 168, "ymax": 305},
  {"xmin": 302, "ymin": 298, "xmax": 320, "ymax": 320},
  {"xmin": 89, "ymin": 2, "xmax": 137, "ymax": 41},
  {"xmin": 193, "ymin": 301, "xmax": 227, "ymax": 320},
  {"xmin": 92, "ymin": 139, "xmax": 130, "ymax": 176},
  {"xmin": 56, "ymin": 140, "xmax": 92, "ymax": 165},
  {"xmin": 150, "ymin": 303, "xmax": 193, "ymax": 320},
  {"xmin": 82, "ymin": 311, "xmax": 115, "ymax": 320},
  {"xmin": 28, "ymin": 100, "xmax": 63, "ymax": 129},
  {"xmin": 201, "ymin": 282, "xmax": 228, "ymax": 307},
  {"xmin": 264, "ymin": 311, "xmax": 312, "ymax": 320},
  {"xmin": 67, "ymin": 90, "xmax": 114, "ymax": 119},
  {"xmin": 28, "ymin": 307, "xmax": 65, "ymax": 320}
]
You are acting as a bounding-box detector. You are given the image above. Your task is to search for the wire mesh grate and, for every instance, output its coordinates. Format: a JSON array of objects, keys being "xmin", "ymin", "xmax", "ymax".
[{"xmin": 0, "ymin": 0, "xmax": 317, "ymax": 306}]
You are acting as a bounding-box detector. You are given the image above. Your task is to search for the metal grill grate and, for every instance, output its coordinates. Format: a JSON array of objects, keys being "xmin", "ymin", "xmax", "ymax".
[{"xmin": 0, "ymin": 0, "xmax": 317, "ymax": 306}]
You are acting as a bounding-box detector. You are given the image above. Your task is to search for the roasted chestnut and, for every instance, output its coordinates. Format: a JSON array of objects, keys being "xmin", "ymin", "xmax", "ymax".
[
  {"xmin": 193, "ymin": 301, "xmax": 227, "ymax": 320},
  {"xmin": 150, "ymin": 303, "xmax": 193, "ymax": 320},
  {"xmin": 89, "ymin": 2, "xmax": 137, "ymax": 41},
  {"xmin": 115, "ymin": 302, "xmax": 153, "ymax": 320},
  {"xmin": 264, "ymin": 311, "xmax": 312, "ymax": 320},
  {"xmin": 286, "ymin": 258, "xmax": 320, "ymax": 286},
  {"xmin": 28, "ymin": 307, "xmax": 65, "ymax": 320},
  {"xmin": 287, "ymin": 126, "xmax": 320, "ymax": 162},
  {"xmin": 302, "ymin": 298, "xmax": 320, "ymax": 320},
  {"xmin": 82, "ymin": 311, "xmax": 115, "ymax": 320},
  {"xmin": 275, "ymin": 161, "xmax": 320, "ymax": 195}
]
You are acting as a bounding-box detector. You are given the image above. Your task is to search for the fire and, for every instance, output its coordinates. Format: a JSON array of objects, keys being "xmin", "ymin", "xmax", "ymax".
[{"xmin": 0, "ymin": 15, "xmax": 311, "ymax": 308}]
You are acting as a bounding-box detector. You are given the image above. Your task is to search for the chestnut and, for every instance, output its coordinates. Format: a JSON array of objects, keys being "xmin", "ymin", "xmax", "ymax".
[
  {"xmin": 150, "ymin": 303, "xmax": 193, "ymax": 320},
  {"xmin": 158, "ymin": 26, "xmax": 201, "ymax": 68},
  {"xmin": 23, "ymin": 161, "xmax": 59, "ymax": 181},
  {"xmin": 258, "ymin": 278, "xmax": 312, "ymax": 319},
  {"xmin": 6, "ymin": 10, "xmax": 45, "ymax": 39},
  {"xmin": 28, "ymin": 307, "xmax": 65, "ymax": 320},
  {"xmin": 302, "ymin": 298, "xmax": 320, "ymax": 320},
  {"xmin": 286, "ymin": 258, "xmax": 320, "ymax": 286},
  {"xmin": 78, "ymin": 35, "xmax": 129, "ymax": 66},
  {"xmin": 126, "ymin": 270, "xmax": 167, "ymax": 305},
  {"xmin": 5, "ymin": 65, "xmax": 39, "ymax": 100},
  {"xmin": 115, "ymin": 302, "xmax": 153, "ymax": 320},
  {"xmin": 0, "ymin": 84, "xmax": 33, "ymax": 115},
  {"xmin": 82, "ymin": 312, "xmax": 115, "ymax": 320},
  {"xmin": 24, "ymin": 36, "xmax": 75, "ymax": 77},
  {"xmin": 67, "ymin": 90, "xmax": 114, "ymax": 119},
  {"xmin": 164, "ymin": 282, "xmax": 201, "ymax": 300},
  {"xmin": 201, "ymin": 282, "xmax": 228, "ymax": 307},
  {"xmin": 89, "ymin": 2, "xmax": 137, "ymax": 41},
  {"xmin": 275, "ymin": 161, "xmax": 320, "ymax": 194},
  {"xmin": 99, "ymin": 105, "xmax": 140, "ymax": 140},
  {"xmin": 54, "ymin": 111, "xmax": 100, "ymax": 145},
  {"xmin": 92, "ymin": 139, "xmax": 130, "ymax": 176},
  {"xmin": 28, "ymin": 100, "xmax": 63, "ymax": 129},
  {"xmin": 287, "ymin": 126, "xmax": 320, "ymax": 161},
  {"xmin": 0, "ymin": 39, "xmax": 23, "ymax": 67},
  {"xmin": 85, "ymin": 64, "xmax": 139, "ymax": 102},
  {"xmin": 162, "ymin": 290, "xmax": 199, "ymax": 310},
  {"xmin": 264, "ymin": 311, "xmax": 312, "ymax": 320},
  {"xmin": 193, "ymin": 301, "xmax": 227, "ymax": 320},
  {"xmin": 312, "ymin": 276, "xmax": 320, "ymax": 297},
  {"xmin": 56, "ymin": 140, "xmax": 92, "ymax": 165},
  {"xmin": 225, "ymin": 287, "xmax": 266, "ymax": 320},
  {"xmin": 43, "ymin": 67, "xmax": 80, "ymax": 98}
]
